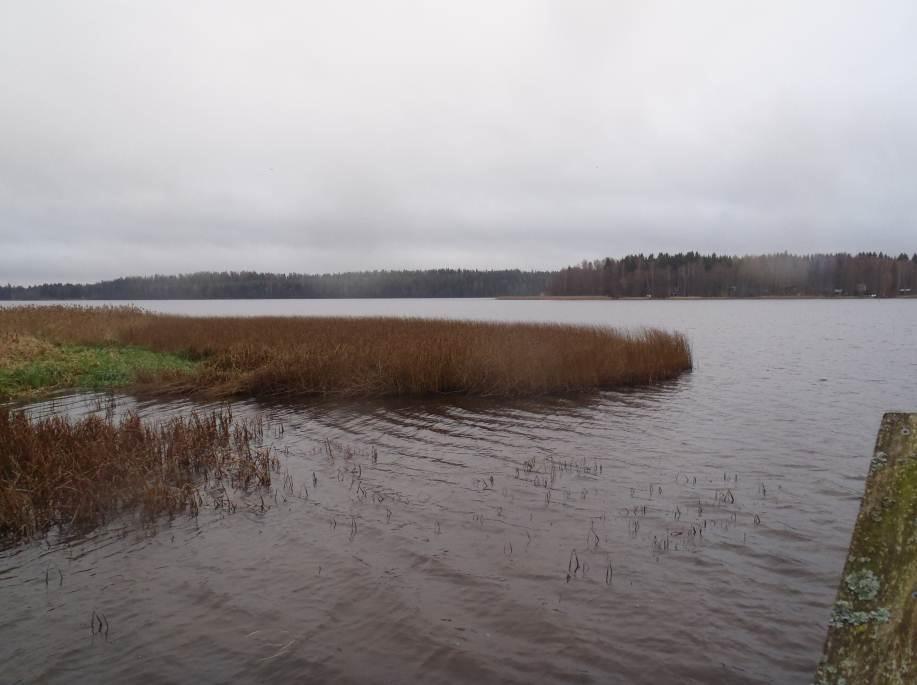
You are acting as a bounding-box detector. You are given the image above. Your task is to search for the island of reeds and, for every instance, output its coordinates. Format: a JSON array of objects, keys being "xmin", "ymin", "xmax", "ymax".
[{"xmin": 0, "ymin": 306, "xmax": 692, "ymax": 400}]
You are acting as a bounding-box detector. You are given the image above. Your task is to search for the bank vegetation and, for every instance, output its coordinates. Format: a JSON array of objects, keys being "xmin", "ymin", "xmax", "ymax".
[
  {"xmin": 0, "ymin": 306, "xmax": 692, "ymax": 400},
  {"xmin": 0, "ymin": 408, "xmax": 273, "ymax": 544}
]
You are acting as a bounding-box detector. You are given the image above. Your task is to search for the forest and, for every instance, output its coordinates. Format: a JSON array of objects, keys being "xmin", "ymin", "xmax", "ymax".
[
  {"xmin": 3, "ymin": 253, "xmax": 915, "ymax": 300},
  {"xmin": 545, "ymin": 252, "xmax": 917, "ymax": 298},
  {"xmin": 1, "ymin": 269, "xmax": 550, "ymax": 300}
]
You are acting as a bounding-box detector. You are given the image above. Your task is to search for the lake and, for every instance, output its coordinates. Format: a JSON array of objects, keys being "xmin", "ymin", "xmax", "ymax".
[{"xmin": 1, "ymin": 299, "xmax": 915, "ymax": 684}]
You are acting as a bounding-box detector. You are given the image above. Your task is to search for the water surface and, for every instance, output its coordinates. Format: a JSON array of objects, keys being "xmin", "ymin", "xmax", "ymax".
[{"xmin": 2, "ymin": 299, "xmax": 915, "ymax": 684}]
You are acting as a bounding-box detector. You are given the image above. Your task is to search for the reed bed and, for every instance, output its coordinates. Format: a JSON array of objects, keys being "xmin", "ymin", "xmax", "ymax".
[
  {"xmin": 0, "ymin": 407, "xmax": 275, "ymax": 544},
  {"xmin": 0, "ymin": 305, "xmax": 692, "ymax": 398}
]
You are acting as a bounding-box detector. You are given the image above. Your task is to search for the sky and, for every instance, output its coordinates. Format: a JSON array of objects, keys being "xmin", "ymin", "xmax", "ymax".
[{"xmin": 2, "ymin": 1, "xmax": 916, "ymax": 285}]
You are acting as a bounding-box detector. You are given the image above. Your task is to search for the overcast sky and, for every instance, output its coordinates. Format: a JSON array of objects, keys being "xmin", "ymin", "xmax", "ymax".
[{"xmin": 2, "ymin": 1, "xmax": 915, "ymax": 284}]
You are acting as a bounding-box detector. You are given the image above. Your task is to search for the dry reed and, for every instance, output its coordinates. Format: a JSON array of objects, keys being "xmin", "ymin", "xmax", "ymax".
[
  {"xmin": 0, "ymin": 407, "xmax": 275, "ymax": 544},
  {"xmin": 0, "ymin": 305, "xmax": 692, "ymax": 398}
]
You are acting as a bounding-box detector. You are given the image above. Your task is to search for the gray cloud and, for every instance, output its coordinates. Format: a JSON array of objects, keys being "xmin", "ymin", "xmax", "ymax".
[{"xmin": 2, "ymin": 1, "xmax": 916, "ymax": 284}]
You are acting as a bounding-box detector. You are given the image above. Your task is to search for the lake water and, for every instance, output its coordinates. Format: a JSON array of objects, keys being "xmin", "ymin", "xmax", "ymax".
[{"xmin": 2, "ymin": 299, "xmax": 915, "ymax": 684}]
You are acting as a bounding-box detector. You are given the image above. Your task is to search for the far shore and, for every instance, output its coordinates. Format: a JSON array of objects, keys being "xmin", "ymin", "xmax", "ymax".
[
  {"xmin": 496, "ymin": 294, "xmax": 917, "ymax": 301},
  {"xmin": 1, "ymin": 293, "xmax": 915, "ymax": 304}
]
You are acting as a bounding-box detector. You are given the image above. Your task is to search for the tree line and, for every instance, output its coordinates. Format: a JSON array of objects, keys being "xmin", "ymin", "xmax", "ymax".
[
  {"xmin": 0, "ymin": 269, "xmax": 550, "ymax": 300},
  {"xmin": 4, "ymin": 253, "xmax": 915, "ymax": 300},
  {"xmin": 545, "ymin": 252, "xmax": 917, "ymax": 298}
]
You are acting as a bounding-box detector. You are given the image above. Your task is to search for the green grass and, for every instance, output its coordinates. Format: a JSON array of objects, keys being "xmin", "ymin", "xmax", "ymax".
[{"xmin": 0, "ymin": 344, "xmax": 197, "ymax": 400}]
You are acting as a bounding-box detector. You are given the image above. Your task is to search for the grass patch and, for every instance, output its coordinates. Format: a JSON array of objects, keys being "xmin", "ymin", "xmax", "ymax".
[
  {"xmin": 0, "ymin": 306, "xmax": 693, "ymax": 399},
  {"xmin": 0, "ymin": 334, "xmax": 197, "ymax": 400}
]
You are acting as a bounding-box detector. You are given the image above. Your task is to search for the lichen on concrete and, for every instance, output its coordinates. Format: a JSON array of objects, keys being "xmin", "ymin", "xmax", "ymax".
[
  {"xmin": 845, "ymin": 568, "xmax": 882, "ymax": 601},
  {"xmin": 829, "ymin": 600, "xmax": 890, "ymax": 627}
]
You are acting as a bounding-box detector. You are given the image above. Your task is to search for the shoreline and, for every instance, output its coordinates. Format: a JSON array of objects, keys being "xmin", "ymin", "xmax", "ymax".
[
  {"xmin": 1, "ymin": 294, "xmax": 914, "ymax": 305},
  {"xmin": 496, "ymin": 294, "xmax": 917, "ymax": 301}
]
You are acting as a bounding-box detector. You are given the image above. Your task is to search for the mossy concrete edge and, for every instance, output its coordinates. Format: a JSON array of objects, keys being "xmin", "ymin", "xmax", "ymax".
[{"xmin": 816, "ymin": 412, "xmax": 917, "ymax": 684}]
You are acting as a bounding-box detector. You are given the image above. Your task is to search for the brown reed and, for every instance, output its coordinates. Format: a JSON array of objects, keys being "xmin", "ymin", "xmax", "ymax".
[
  {"xmin": 0, "ymin": 305, "xmax": 692, "ymax": 398},
  {"xmin": 0, "ymin": 407, "xmax": 275, "ymax": 544}
]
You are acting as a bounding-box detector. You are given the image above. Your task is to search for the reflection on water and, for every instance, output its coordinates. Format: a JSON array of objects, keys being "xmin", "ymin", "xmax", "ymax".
[{"xmin": 2, "ymin": 300, "xmax": 915, "ymax": 684}]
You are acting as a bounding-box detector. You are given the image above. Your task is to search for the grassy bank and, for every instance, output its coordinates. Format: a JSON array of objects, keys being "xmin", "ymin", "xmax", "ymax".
[
  {"xmin": 0, "ymin": 333, "xmax": 196, "ymax": 400},
  {"xmin": 0, "ymin": 408, "xmax": 273, "ymax": 544},
  {"xmin": 0, "ymin": 306, "xmax": 692, "ymax": 399}
]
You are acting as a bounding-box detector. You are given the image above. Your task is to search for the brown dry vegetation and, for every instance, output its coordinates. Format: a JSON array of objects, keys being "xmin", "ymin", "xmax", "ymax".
[
  {"xmin": 0, "ymin": 408, "xmax": 274, "ymax": 544},
  {"xmin": 0, "ymin": 305, "xmax": 692, "ymax": 398},
  {"xmin": 0, "ymin": 333, "xmax": 57, "ymax": 368}
]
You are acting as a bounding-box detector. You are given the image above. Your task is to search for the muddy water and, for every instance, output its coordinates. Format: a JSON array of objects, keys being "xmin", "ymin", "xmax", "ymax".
[{"xmin": 1, "ymin": 300, "xmax": 915, "ymax": 684}]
